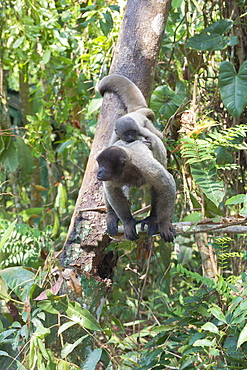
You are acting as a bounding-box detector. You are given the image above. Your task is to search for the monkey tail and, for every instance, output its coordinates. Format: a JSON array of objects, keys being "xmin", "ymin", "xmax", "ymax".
[{"xmin": 98, "ymin": 74, "xmax": 147, "ymax": 112}]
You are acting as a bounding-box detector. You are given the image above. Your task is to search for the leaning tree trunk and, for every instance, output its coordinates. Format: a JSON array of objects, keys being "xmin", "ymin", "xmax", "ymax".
[{"xmin": 59, "ymin": 0, "xmax": 172, "ymax": 364}]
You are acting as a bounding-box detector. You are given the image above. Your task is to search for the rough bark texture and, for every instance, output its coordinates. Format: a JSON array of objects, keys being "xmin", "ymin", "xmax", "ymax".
[{"xmin": 59, "ymin": 0, "xmax": 172, "ymax": 364}]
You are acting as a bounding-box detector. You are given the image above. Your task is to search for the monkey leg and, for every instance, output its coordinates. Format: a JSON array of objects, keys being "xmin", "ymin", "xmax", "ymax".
[
  {"xmin": 153, "ymin": 174, "xmax": 176, "ymax": 242},
  {"xmin": 144, "ymin": 165, "xmax": 176, "ymax": 242},
  {"xmin": 104, "ymin": 184, "xmax": 139, "ymax": 241}
]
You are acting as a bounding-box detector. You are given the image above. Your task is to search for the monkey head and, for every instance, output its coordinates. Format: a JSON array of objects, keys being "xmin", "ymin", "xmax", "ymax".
[
  {"xmin": 96, "ymin": 146, "xmax": 128, "ymax": 181},
  {"xmin": 114, "ymin": 117, "xmax": 140, "ymax": 143}
]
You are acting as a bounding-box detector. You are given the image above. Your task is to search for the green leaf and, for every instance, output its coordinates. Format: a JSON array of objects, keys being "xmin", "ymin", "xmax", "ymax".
[
  {"xmin": 0, "ymin": 350, "xmax": 26, "ymax": 370},
  {"xmin": 237, "ymin": 323, "xmax": 247, "ymax": 348},
  {"xmin": 37, "ymin": 296, "xmax": 69, "ymax": 314},
  {"xmin": 201, "ymin": 322, "xmax": 219, "ymax": 334},
  {"xmin": 188, "ymin": 33, "xmax": 238, "ymax": 51},
  {"xmin": 172, "ymin": 0, "xmax": 183, "ymax": 7},
  {"xmin": 16, "ymin": 137, "xmax": 33, "ymax": 175},
  {"xmin": 66, "ymin": 301, "xmax": 101, "ymax": 331},
  {"xmin": 54, "ymin": 183, "xmax": 67, "ymax": 210},
  {"xmin": 34, "ymin": 326, "xmax": 50, "ymax": 339},
  {"xmin": 12, "ymin": 36, "xmax": 24, "ymax": 49},
  {"xmin": 0, "ymin": 137, "xmax": 18, "ymax": 172},
  {"xmin": 0, "ymin": 220, "xmax": 17, "ymax": 249},
  {"xmin": 219, "ymin": 60, "xmax": 247, "ymax": 118},
  {"xmin": 82, "ymin": 348, "xmax": 102, "ymax": 370},
  {"xmin": 225, "ymin": 194, "xmax": 247, "ymax": 205},
  {"xmin": 0, "ymin": 276, "xmax": 10, "ymax": 300},
  {"xmin": 61, "ymin": 335, "xmax": 88, "ymax": 359},
  {"xmin": 99, "ymin": 11, "xmax": 113, "ymax": 36},
  {"xmin": 187, "ymin": 19, "xmax": 238, "ymax": 51},
  {"xmin": 0, "ymin": 266, "xmax": 35, "ymax": 301},
  {"xmin": 42, "ymin": 49, "xmax": 51, "ymax": 65},
  {"xmin": 37, "ymin": 337, "xmax": 50, "ymax": 360},
  {"xmin": 87, "ymin": 97, "xmax": 102, "ymax": 115},
  {"xmin": 57, "ymin": 360, "xmax": 71, "ymax": 370},
  {"xmin": 29, "ymin": 337, "xmax": 37, "ymax": 369},
  {"xmin": 193, "ymin": 339, "xmax": 214, "ymax": 347},
  {"xmin": 150, "ymin": 82, "xmax": 186, "ymax": 119},
  {"xmin": 57, "ymin": 140, "xmax": 73, "ymax": 154},
  {"xmin": 57, "ymin": 321, "xmax": 77, "ymax": 335},
  {"xmin": 209, "ymin": 305, "xmax": 226, "ymax": 323},
  {"xmin": 240, "ymin": 202, "xmax": 247, "ymax": 217},
  {"xmin": 204, "ymin": 19, "xmax": 233, "ymax": 34}
]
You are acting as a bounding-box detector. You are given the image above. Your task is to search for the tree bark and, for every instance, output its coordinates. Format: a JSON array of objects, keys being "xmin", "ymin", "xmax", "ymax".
[{"xmin": 59, "ymin": 0, "xmax": 172, "ymax": 365}]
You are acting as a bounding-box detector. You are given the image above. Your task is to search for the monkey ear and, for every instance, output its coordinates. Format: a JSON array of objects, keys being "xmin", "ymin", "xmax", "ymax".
[{"xmin": 119, "ymin": 156, "xmax": 127, "ymax": 166}]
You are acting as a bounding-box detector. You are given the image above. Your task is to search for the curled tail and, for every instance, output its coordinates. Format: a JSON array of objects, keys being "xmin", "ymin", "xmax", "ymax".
[{"xmin": 98, "ymin": 74, "xmax": 147, "ymax": 113}]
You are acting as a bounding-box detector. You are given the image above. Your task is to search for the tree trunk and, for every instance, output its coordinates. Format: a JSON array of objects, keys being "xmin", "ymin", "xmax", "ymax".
[{"xmin": 59, "ymin": 0, "xmax": 172, "ymax": 365}]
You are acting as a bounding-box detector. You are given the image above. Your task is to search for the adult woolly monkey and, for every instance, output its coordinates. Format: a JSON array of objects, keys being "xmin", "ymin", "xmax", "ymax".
[
  {"xmin": 98, "ymin": 74, "xmax": 163, "ymax": 145},
  {"xmin": 96, "ymin": 140, "xmax": 176, "ymax": 242}
]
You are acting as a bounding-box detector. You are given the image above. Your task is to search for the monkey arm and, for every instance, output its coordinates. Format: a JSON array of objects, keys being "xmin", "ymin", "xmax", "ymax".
[
  {"xmin": 103, "ymin": 194, "xmax": 119, "ymax": 236},
  {"xmin": 136, "ymin": 128, "xmax": 167, "ymax": 168},
  {"xmin": 103, "ymin": 182, "xmax": 139, "ymax": 241},
  {"xmin": 109, "ymin": 131, "xmax": 120, "ymax": 146}
]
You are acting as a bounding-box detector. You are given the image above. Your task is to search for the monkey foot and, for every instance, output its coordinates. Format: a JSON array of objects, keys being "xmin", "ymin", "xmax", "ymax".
[
  {"xmin": 141, "ymin": 216, "xmax": 158, "ymax": 236},
  {"xmin": 158, "ymin": 221, "xmax": 176, "ymax": 242},
  {"xmin": 141, "ymin": 217, "xmax": 176, "ymax": 242},
  {"xmin": 123, "ymin": 219, "xmax": 140, "ymax": 241}
]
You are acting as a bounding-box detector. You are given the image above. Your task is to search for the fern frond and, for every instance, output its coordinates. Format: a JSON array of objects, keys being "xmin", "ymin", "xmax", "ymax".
[
  {"xmin": 191, "ymin": 164, "xmax": 224, "ymax": 207},
  {"xmin": 181, "ymin": 137, "xmax": 215, "ymax": 164}
]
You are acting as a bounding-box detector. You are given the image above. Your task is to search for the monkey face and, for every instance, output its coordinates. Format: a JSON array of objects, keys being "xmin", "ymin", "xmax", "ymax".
[
  {"xmin": 97, "ymin": 163, "xmax": 113, "ymax": 181},
  {"xmin": 120, "ymin": 129, "xmax": 138, "ymax": 143},
  {"xmin": 115, "ymin": 117, "xmax": 140, "ymax": 143},
  {"xmin": 96, "ymin": 147, "xmax": 127, "ymax": 181}
]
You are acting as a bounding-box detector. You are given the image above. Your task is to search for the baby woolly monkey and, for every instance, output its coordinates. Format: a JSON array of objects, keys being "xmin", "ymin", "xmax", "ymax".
[
  {"xmin": 114, "ymin": 115, "xmax": 167, "ymax": 167},
  {"xmin": 98, "ymin": 74, "xmax": 164, "ymax": 145},
  {"xmin": 96, "ymin": 140, "xmax": 176, "ymax": 242}
]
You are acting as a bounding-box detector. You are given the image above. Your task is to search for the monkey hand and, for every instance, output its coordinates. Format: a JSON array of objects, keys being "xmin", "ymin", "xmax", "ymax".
[
  {"xmin": 123, "ymin": 218, "xmax": 140, "ymax": 241},
  {"xmin": 143, "ymin": 135, "xmax": 155, "ymax": 150},
  {"xmin": 141, "ymin": 215, "xmax": 159, "ymax": 236},
  {"xmin": 158, "ymin": 221, "xmax": 176, "ymax": 242},
  {"xmin": 106, "ymin": 211, "xmax": 119, "ymax": 236}
]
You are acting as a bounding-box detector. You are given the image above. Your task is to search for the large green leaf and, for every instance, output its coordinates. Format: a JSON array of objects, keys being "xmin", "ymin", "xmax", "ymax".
[
  {"xmin": 0, "ymin": 136, "xmax": 18, "ymax": 172},
  {"xmin": 219, "ymin": 61, "xmax": 247, "ymax": 118},
  {"xmin": 16, "ymin": 137, "xmax": 34, "ymax": 175},
  {"xmin": 187, "ymin": 19, "xmax": 238, "ymax": 51},
  {"xmin": 150, "ymin": 81, "xmax": 187, "ymax": 119},
  {"xmin": 204, "ymin": 19, "xmax": 234, "ymax": 34}
]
